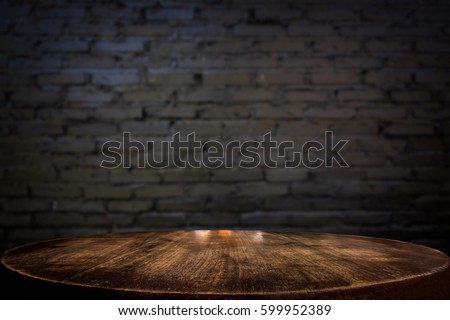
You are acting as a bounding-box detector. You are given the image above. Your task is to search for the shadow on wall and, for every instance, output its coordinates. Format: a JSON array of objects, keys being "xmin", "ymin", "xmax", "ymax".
[{"xmin": 0, "ymin": 0, "xmax": 449, "ymax": 253}]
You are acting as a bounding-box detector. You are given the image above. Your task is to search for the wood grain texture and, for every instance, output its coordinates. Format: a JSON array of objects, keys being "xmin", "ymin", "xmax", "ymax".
[{"xmin": 1, "ymin": 231, "xmax": 449, "ymax": 299}]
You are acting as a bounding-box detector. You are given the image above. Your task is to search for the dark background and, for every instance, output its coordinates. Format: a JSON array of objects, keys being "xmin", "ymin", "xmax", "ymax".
[{"xmin": 0, "ymin": 0, "xmax": 449, "ymax": 254}]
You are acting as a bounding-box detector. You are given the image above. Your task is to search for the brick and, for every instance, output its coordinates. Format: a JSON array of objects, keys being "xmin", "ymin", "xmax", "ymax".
[
  {"xmin": 416, "ymin": 71, "xmax": 450, "ymax": 84},
  {"xmin": 69, "ymin": 24, "xmax": 117, "ymax": 37},
  {"xmin": 178, "ymin": 58, "xmax": 226, "ymax": 69},
  {"xmin": 281, "ymin": 57, "xmax": 331, "ymax": 68},
  {"xmin": 120, "ymin": 120, "xmax": 170, "ymax": 135},
  {"xmin": 188, "ymin": 213, "xmax": 240, "ymax": 227},
  {"xmin": 201, "ymin": 105, "xmax": 251, "ymax": 119},
  {"xmin": 178, "ymin": 88, "xmax": 224, "ymax": 103},
  {"xmin": 287, "ymin": 90, "xmax": 329, "ymax": 102},
  {"xmin": 256, "ymin": 71, "xmax": 304, "ymax": 85},
  {"xmin": 38, "ymin": 73, "xmax": 86, "ymax": 85},
  {"xmin": 35, "ymin": 213, "xmax": 85, "ymax": 227},
  {"xmin": 224, "ymin": 120, "xmax": 274, "ymax": 137},
  {"xmin": 260, "ymin": 38, "xmax": 306, "ymax": 52},
  {"xmin": 308, "ymin": 9, "xmax": 356, "ymax": 20},
  {"xmin": 189, "ymin": 184, "xmax": 235, "ymax": 197},
  {"xmin": 122, "ymin": 89, "xmax": 171, "ymax": 103},
  {"xmin": 30, "ymin": 183, "xmax": 82, "ymax": 198},
  {"xmin": 278, "ymin": 122, "xmax": 329, "ymax": 137},
  {"xmin": 92, "ymin": 69, "xmax": 140, "ymax": 85},
  {"xmin": 344, "ymin": 211, "xmax": 394, "ymax": 225},
  {"xmin": 210, "ymin": 196, "xmax": 261, "ymax": 212},
  {"xmin": 135, "ymin": 185, "xmax": 184, "ymax": 198},
  {"xmin": 234, "ymin": 25, "xmax": 285, "ymax": 36},
  {"xmin": 55, "ymin": 200, "xmax": 105, "ymax": 212},
  {"xmin": 229, "ymin": 56, "xmax": 277, "ymax": 68},
  {"xmin": 415, "ymin": 195, "xmax": 450, "ymax": 210},
  {"xmin": 107, "ymin": 201, "xmax": 153, "ymax": 213},
  {"xmin": 303, "ymin": 107, "xmax": 355, "ymax": 119},
  {"xmin": 178, "ymin": 25, "xmax": 227, "ymax": 36},
  {"xmin": 309, "ymin": 198, "xmax": 359, "ymax": 210},
  {"xmin": 0, "ymin": 184, "xmax": 28, "ymax": 197},
  {"xmin": 366, "ymin": 40, "xmax": 411, "ymax": 52},
  {"xmin": 416, "ymin": 41, "xmax": 450, "ymax": 53},
  {"xmin": 146, "ymin": 8, "xmax": 194, "ymax": 20},
  {"xmin": 0, "ymin": 36, "xmax": 32, "ymax": 53},
  {"xmin": 414, "ymin": 168, "xmax": 450, "ymax": 181},
  {"xmin": 340, "ymin": 25, "xmax": 389, "ymax": 36},
  {"xmin": 0, "ymin": 107, "xmax": 34, "ymax": 120},
  {"xmin": 357, "ymin": 107, "xmax": 406, "ymax": 120},
  {"xmin": 201, "ymin": 9, "xmax": 246, "ymax": 21},
  {"xmin": 232, "ymin": 89, "xmax": 273, "ymax": 102},
  {"xmin": 157, "ymin": 198, "xmax": 205, "ymax": 212},
  {"xmin": 332, "ymin": 123, "xmax": 378, "ymax": 136},
  {"xmin": 41, "ymin": 40, "xmax": 88, "ymax": 52},
  {"xmin": 137, "ymin": 212, "xmax": 186, "ymax": 228},
  {"xmin": 12, "ymin": 89, "xmax": 59, "ymax": 106},
  {"xmin": 288, "ymin": 23, "xmax": 334, "ymax": 36},
  {"xmin": 266, "ymin": 169, "xmax": 308, "ymax": 181},
  {"xmin": 36, "ymin": 7, "xmax": 85, "ymax": 19},
  {"xmin": 391, "ymin": 91, "xmax": 431, "ymax": 102},
  {"xmin": 338, "ymin": 90, "xmax": 386, "ymax": 101},
  {"xmin": 66, "ymin": 56, "xmax": 116, "ymax": 68},
  {"xmin": 213, "ymin": 169, "xmax": 263, "ymax": 182},
  {"xmin": 264, "ymin": 196, "xmax": 311, "ymax": 211},
  {"xmin": 16, "ymin": 121, "xmax": 64, "ymax": 135},
  {"xmin": 173, "ymin": 120, "xmax": 222, "ymax": 136},
  {"xmin": 311, "ymin": 169, "xmax": 365, "ymax": 182},
  {"xmin": 6, "ymin": 166, "xmax": 56, "ymax": 182},
  {"xmin": 0, "ymin": 213, "xmax": 31, "ymax": 227},
  {"xmin": 253, "ymin": 104, "xmax": 303, "ymax": 119},
  {"xmin": 148, "ymin": 70, "xmax": 194, "ymax": 85},
  {"xmin": 366, "ymin": 167, "xmax": 411, "ymax": 180},
  {"xmin": 256, "ymin": 8, "xmax": 302, "ymax": 20},
  {"xmin": 162, "ymin": 169, "xmax": 210, "ymax": 182},
  {"xmin": 238, "ymin": 182, "xmax": 288, "ymax": 196},
  {"xmin": 292, "ymin": 182, "xmax": 339, "ymax": 196},
  {"xmin": 2, "ymin": 199, "xmax": 52, "ymax": 212},
  {"xmin": 365, "ymin": 70, "xmax": 411, "ymax": 84},
  {"xmin": 91, "ymin": 6, "xmax": 138, "ymax": 20},
  {"xmin": 38, "ymin": 108, "xmax": 91, "ymax": 120},
  {"xmin": 311, "ymin": 71, "xmax": 359, "ymax": 85},
  {"xmin": 145, "ymin": 105, "xmax": 196, "ymax": 119},
  {"xmin": 56, "ymin": 228, "xmax": 110, "ymax": 238},
  {"xmin": 110, "ymin": 170, "xmax": 160, "ymax": 183},
  {"xmin": 84, "ymin": 186, "xmax": 132, "ymax": 199},
  {"xmin": 334, "ymin": 57, "xmax": 383, "ymax": 68},
  {"xmin": 7, "ymin": 229, "xmax": 56, "ymax": 242},
  {"xmin": 123, "ymin": 25, "xmax": 172, "ymax": 36},
  {"xmin": 203, "ymin": 71, "xmax": 251, "ymax": 85},
  {"xmin": 95, "ymin": 107, "xmax": 142, "ymax": 120},
  {"xmin": 95, "ymin": 40, "xmax": 144, "ymax": 53},
  {"xmin": 51, "ymin": 138, "xmax": 96, "ymax": 153},
  {"xmin": 384, "ymin": 124, "xmax": 434, "ymax": 137},
  {"xmin": 241, "ymin": 211, "xmax": 292, "ymax": 226},
  {"xmin": 151, "ymin": 41, "xmax": 197, "ymax": 55},
  {"xmin": 314, "ymin": 39, "xmax": 360, "ymax": 52},
  {"xmin": 67, "ymin": 87, "xmax": 115, "ymax": 103},
  {"xmin": 68, "ymin": 123, "xmax": 116, "ymax": 136},
  {"xmin": 85, "ymin": 213, "xmax": 134, "ymax": 227}
]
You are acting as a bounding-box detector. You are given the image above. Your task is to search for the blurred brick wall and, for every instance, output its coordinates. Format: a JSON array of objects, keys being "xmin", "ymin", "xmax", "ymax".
[{"xmin": 0, "ymin": 0, "xmax": 449, "ymax": 252}]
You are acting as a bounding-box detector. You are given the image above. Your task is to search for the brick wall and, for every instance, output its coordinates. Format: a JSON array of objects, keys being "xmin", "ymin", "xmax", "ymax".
[{"xmin": 1, "ymin": 0, "xmax": 449, "ymax": 252}]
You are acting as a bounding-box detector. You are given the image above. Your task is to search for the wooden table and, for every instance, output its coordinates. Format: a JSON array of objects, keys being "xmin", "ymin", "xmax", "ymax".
[{"xmin": 1, "ymin": 231, "xmax": 449, "ymax": 299}]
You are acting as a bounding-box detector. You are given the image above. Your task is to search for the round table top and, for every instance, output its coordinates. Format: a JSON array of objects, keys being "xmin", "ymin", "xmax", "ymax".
[{"xmin": 1, "ymin": 231, "xmax": 449, "ymax": 299}]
